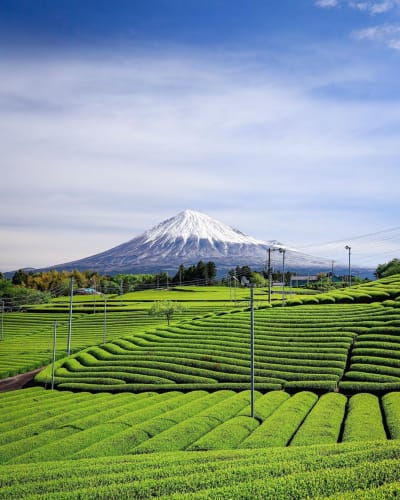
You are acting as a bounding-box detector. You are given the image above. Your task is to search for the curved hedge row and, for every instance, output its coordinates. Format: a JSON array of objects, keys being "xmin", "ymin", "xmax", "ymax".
[
  {"xmin": 0, "ymin": 387, "xmax": 396, "ymax": 466},
  {"xmin": 37, "ymin": 303, "xmax": 400, "ymax": 392}
]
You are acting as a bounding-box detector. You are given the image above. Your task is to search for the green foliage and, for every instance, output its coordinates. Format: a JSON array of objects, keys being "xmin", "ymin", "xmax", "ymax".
[
  {"xmin": 375, "ymin": 261, "xmax": 400, "ymax": 279},
  {"xmin": 148, "ymin": 300, "xmax": 185, "ymax": 325},
  {"xmin": 290, "ymin": 392, "xmax": 347, "ymax": 446},
  {"xmin": 240, "ymin": 391, "xmax": 318, "ymax": 448},
  {"xmin": 342, "ymin": 393, "xmax": 387, "ymax": 442},
  {"xmin": 0, "ymin": 437, "xmax": 400, "ymax": 499},
  {"xmin": 382, "ymin": 392, "xmax": 400, "ymax": 439}
]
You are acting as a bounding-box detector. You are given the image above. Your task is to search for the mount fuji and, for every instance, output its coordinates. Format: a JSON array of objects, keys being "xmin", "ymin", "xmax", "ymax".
[{"xmin": 44, "ymin": 209, "xmax": 333, "ymax": 274}]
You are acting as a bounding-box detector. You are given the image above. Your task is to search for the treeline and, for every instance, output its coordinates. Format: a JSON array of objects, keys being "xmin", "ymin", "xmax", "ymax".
[
  {"xmin": 172, "ymin": 261, "xmax": 217, "ymax": 285},
  {"xmin": 375, "ymin": 258, "xmax": 400, "ymax": 279},
  {"xmin": 1, "ymin": 261, "xmax": 219, "ymax": 301}
]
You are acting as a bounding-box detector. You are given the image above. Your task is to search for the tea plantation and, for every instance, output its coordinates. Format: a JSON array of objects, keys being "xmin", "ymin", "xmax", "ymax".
[{"xmin": 1, "ymin": 275, "xmax": 400, "ymax": 497}]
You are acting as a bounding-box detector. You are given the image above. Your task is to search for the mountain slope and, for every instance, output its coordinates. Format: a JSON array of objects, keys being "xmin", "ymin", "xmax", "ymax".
[{"xmin": 46, "ymin": 209, "xmax": 332, "ymax": 274}]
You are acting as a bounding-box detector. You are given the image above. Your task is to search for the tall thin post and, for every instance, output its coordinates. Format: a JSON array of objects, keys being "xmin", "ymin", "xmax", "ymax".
[
  {"xmin": 267, "ymin": 248, "xmax": 272, "ymax": 304},
  {"xmin": 67, "ymin": 277, "xmax": 73, "ymax": 356},
  {"xmin": 93, "ymin": 279, "xmax": 96, "ymax": 315},
  {"xmin": 250, "ymin": 285, "xmax": 255, "ymax": 418},
  {"xmin": 1, "ymin": 299, "xmax": 4, "ymax": 341},
  {"xmin": 279, "ymin": 248, "xmax": 286, "ymax": 306},
  {"xmin": 51, "ymin": 321, "xmax": 57, "ymax": 390},
  {"xmin": 345, "ymin": 246, "xmax": 352, "ymax": 287},
  {"xmin": 103, "ymin": 296, "xmax": 107, "ymax": 344},
  {"xmin": 120, "ymin": 279, "xmax": 123, "ymax": 305}
]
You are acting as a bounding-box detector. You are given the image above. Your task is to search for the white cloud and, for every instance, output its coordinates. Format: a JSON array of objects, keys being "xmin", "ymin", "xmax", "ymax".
[
  {"xmin": 0, "ymin": 48, "xmax": 399, "ymax": 270},
  {"xmin": 317, "ymin": 0, "xmax": 400, "ymax": 13},
  {"xmin": 316, "ymin": 0, "xmax": 339, "ymax": 7},
  {"xmin": 353, "ymin": 23, "xmax": 400, "ymax": 47}
]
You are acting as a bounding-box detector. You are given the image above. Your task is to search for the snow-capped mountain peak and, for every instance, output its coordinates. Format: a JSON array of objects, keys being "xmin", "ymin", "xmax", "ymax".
[
  {"xmin": 143, "ymin": 209, "xmax": 267, "ymax": 246},
  {"xmin": 43, "ymin": 209, "xmax": 333, "ymax": 274}
]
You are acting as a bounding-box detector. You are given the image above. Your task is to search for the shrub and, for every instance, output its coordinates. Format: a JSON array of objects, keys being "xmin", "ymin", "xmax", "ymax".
[
  {"xmin": 240, "ymin": 391, "xmax": 318, "ymax": 448},
  {"xmin": 290, "ymin": 393, "xmax": 347, "ymax": 446},
  {"xmin": 342, "ymin": 393, "xmax": 387, "ymax": 442}
]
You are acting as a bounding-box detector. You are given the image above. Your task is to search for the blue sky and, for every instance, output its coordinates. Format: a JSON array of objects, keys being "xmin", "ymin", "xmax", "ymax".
[{"xmin": 1, "ymin": 0, "xmax": 400, "ymax": 271}]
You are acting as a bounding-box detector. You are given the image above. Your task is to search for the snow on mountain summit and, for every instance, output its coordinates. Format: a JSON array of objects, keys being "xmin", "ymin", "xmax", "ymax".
[
  {"xmin": 143, "ymin": 209, "xmax": 267, "ymax": 246},
  {"xmin": 43, "ymin": 209, "xmax": 333, "ymax": 274}
]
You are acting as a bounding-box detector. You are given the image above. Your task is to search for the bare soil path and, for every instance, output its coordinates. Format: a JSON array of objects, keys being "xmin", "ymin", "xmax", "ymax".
[{"xmin": 0, "ymin": 368, "xmax": 43, "ymax": 393}]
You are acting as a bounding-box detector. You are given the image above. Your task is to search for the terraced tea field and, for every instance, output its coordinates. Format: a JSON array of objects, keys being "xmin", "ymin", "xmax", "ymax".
[
  {"xmin": 1, "ymin": 438, "xmax": 400, "ymax": 499},
  {"xmin": 0, "ymin": 302, "xmax": 233, "ymax": 379},
  {"xmin": 36, "ymin": 301, "xmax": 400, "ymax": 393},
  {"xmin": 1, "ymin": 387, "xmax": 399, "ymax": 465},
  {"xmin": 2, "ymin": 277, "xmax": 400, "ymax": 498}
]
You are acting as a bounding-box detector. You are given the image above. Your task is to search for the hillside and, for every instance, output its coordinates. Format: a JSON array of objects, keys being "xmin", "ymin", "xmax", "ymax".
[
  {"xmin": 36, "ymin": 275, "xmax": 400, "ymax": 394},
  {"xmin": 2, "ymin": 276, "xmax": 400, "ymax": 498}
]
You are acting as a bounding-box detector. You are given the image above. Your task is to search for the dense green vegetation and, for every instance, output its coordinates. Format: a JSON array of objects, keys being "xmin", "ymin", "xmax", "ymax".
[
  {"xmin": 0, "ymin": 387, "xmax": 397, "ymax": 465},
  {"xmin": 0, "ymin": 297, "xmax": 237, "ymax": 379},
  {"xmin": 0, "ymin": 388, "xmax": 400, "ymax": 498},
  {"xmin": 1, "ymin": 274, "xmax": 400, "ymax": 498},
  {"xmin": 0, "ymin": 438, "xmax": 399, "ymax": 499},
  {"xmin": 36, "ymin": 300, "xmax": 400, "ymax": 393}
]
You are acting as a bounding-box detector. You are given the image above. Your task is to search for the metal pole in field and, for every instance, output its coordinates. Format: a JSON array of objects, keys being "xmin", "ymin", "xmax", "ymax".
[
  {"xmin": 51, "ymin": 321, "xmax": 57, "ymax": 390},
  {"xmin": 93, "ymin": 279, "xmax": 96, "ymax": 315},
  {"xmin": 250, "ymin": 285, "xmax": 255, "ymax": 418},
  {"xmin": 279, "ymin": 248, "xmax": 286, "ymax": 306},
  {"xmin": 67, "ymin": 277, "xmax": 73, "ymax": 356},
  {"xmin": 103, "ymin": 295, "xmax": 107, "ymax": 344},
  {"xmin": 1, "ymin": 299, "xmax": 4, "ymax": 341},
  {"xmin": 267, "ymin": 248, "xmax": 272, "ymax": 304},
  {"xmin": 345, "ymin": 246, "xmax": 352, "ymax": 287}
]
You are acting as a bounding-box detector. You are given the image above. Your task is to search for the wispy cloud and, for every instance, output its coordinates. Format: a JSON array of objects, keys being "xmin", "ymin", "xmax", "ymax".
[
  {"xmin": 350, "ymin": 1, "xmax": 399, "ymax": 14},
  {"xmin": 316, "ymin": 0, "xmax": 339, "ymax": 7},
  {"xmin": 316, "ymin": 0, "xmax": 400, "ymax": 49},
  {"xmin": 353, "ymin": 22, "xmax": 400, "ymax": 47},
  {"xmin": 0, "ymin": 47, "xmax": 399, "ymax": 270},
  {"xmin": 316, "ymin": 0, "xmax": 400, "ymax": 13}
]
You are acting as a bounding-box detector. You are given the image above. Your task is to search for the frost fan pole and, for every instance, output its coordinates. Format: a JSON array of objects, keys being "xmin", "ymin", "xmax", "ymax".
[
  {"xmin": 250, "ymin": 285, "xmax": 255, "ymax": 418},
  {"xmin": 51, "ymin": 321, "xmax": 57, "ymax": 390},
  {"xmin": 103, "ymin": 296, "xmax": 107, "ymax": 344},
  {"xmin": 67, "ymin": 277, "xmax": 73, "ymax": 356},
  {"xmin": 1, "ymin": 299, "xmax": 4, "ymax": 341}
]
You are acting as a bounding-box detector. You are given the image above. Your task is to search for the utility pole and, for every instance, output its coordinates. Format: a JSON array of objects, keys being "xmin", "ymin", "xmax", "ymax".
[
  {"xmin": 93, "ymin": 278, "xmax": 96, "ymax": 315},
  {"xmin": 345, "ymin": 246, "xmax": 352, "ymax": 287},
  {"xmin": 67, "ymin": 277, "xmax": 73, "ymax": 356},
  {"xmin": 103, "ymin": 295, "xmax": 107, "ymax": 344},
  {"xmin": 233, "ymin": 272, "xmax": 238, "ymax": 306},
  {"xmin": 51, "ymin": 321, "xmax": 57, "ymax": 390},
  {"xmin": 250, "ymin": 285, "xmax": 255, "ymax": 418},
  {"xmin": 1, "ymin": 299, "xmax": 4, "ymax": 341},
  {"xmin": 267, "ymin": 248, "xmax": 272, "ymax": 304},
  {"xmin": 279, "ymin": 248, "xmax": 286, "ymax": 306}
]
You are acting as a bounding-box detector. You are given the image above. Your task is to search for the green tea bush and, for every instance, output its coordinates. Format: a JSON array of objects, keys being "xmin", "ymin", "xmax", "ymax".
[
  {"xmin": 342, "ymin": 393, "xmax": 387, "ymax": 442},
  {"xmin": 240, "ymin": 391, "xmax": 318, "ymax": 448},
  {"xmin": 382, "ymin": 392, "xmax": 400, "ymax": 439},
  {"xmin": 290, "ymin": 392, "xmax": 347, "ymax": 446},
  {"xmin": 187, "ymin": 416, "xmax": 259, "ymax": 451}
]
